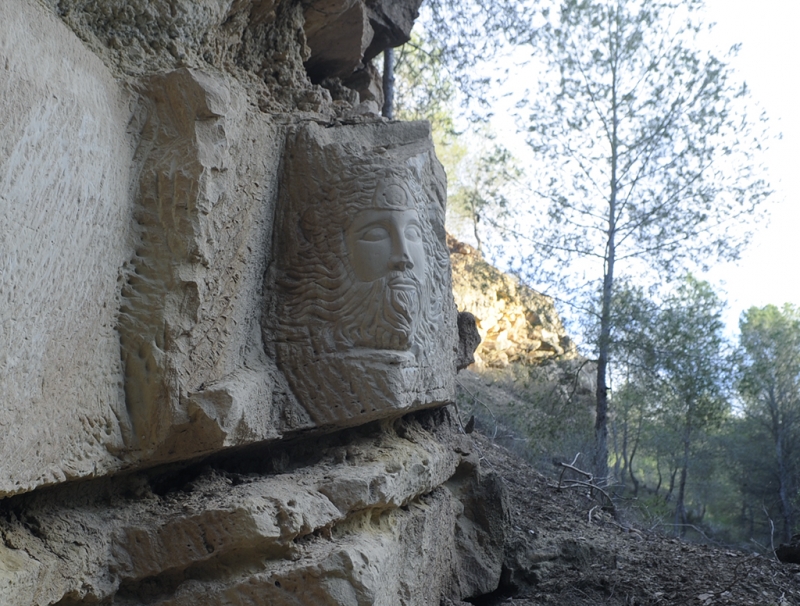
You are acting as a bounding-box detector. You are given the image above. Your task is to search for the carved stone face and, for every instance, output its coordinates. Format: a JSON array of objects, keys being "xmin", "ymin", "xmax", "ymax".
[
  {"xmin": 346, "ymin": 208, "xmax": 426, "ymax": 285},
  {"xmin": 339, "ymin": 203, "xmax": 427, "ymax": 351},
  {"xmin": 269, "ymin": 122, "xmax": 457, "ymax": 427}
]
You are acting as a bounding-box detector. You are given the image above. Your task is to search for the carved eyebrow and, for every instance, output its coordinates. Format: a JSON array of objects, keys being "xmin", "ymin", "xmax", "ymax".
[{"xmin": 350, "ymin": 210, "xmax": 419, "ymax": 235}]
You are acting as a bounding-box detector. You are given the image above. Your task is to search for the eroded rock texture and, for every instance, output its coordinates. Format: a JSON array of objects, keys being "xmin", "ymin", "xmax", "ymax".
[
  {"xmin": 0, "ymin": 412, "xmax": 505, "ymax": 605},
  {"xmin": 1, "ymin": 0, "xmax": 507, "ymax": 603},
  {"xmin": 1, "ymin": 0, "xmax": 454, "ymax": 493},
  {"xmin": 449, "ymin": 235, "xmax": 577, "ymax": 368},
  {"xmin": 118, "ymin": 67, "xmax": 287, "ymax": 462},
  {"xmin": 0, "ymin": 0, "xmax": 136, "ymax": 495}
]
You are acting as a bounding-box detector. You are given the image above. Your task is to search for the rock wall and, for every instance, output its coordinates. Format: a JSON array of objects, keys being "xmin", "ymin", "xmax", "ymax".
[
  {"xmin": 449, "ymin": 235, "xmax": 577, "ymax": 368},
  {"xmin": 0, "ymin": 0, "xmax": 137, "ymax": 495},
  {"xmin": 0, "ymin": 412, "xmax": 504, "ymax": 605},
  {"xmin": 0, "ymin": 0, "xmax": 436, "ymax": 496},
  {"xmin": 0, "ymin": 0, "xmax": 506, "ymax": 604}
]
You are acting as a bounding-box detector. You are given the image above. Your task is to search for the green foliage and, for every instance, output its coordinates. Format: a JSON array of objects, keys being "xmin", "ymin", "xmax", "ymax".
[
  {"xmin": 736, "ymin": 304, "xmax": 800, "ymax": 543},
  {"xmin": 393, "ymin": 34, "xmax": 521, "ymax": 252},
  {"xmin": 448, "ymin": 141, "xmax": 521, "ymax": 252},
  {"xmin": 495, "ymin": 0, "xmax": 772, "ymax": 479},
  {"xmin": 394, "ymin": 33, "xmax": 458, "ymax": 137},
  {"xmin": 607, "ymin": 278, "xmax": 731, "ymax": 533},
  {"xmin": 456, "ymin": 359, "xmax": 596, "ymax": 468},
  {"xmin": 515, "ymin": 0, "xmax": 769, "ymax": 280},
  {"xmin": 739, "ymin": 305, "xmax": 800, "ymax": 407},
  {"xmin": 603, "ymin": 298, "xmax": 800, "ymax": 549},
  {"xmin": 645, "ymin": 278, "xmax": 731, "ymax": 430}
]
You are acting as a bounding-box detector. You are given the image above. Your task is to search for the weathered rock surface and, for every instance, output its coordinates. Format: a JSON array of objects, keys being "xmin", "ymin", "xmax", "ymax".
[
  {"xmin": 449, "ymin": 235, "xmax": 578, "ymax": 368},
  {"xmin": 0, "ymin": 412, "xmax": 506, "ymax": 605},
  {"xmin": 1, "ymin": 0, "xmax": 507, "ymax": 604},
  {"xmin": 303, "ymin": 0, "xmax": 423, "ymax": 83},
  {"xmin": 1, "ymin": 0, "xmax": 453, "ymax": 496},
  {"xmin": 269, "ymin": 120, "xmax": 456, "ymax": 429},
  {"xmin": 0, "ymin": 0, "xmax": 136, "ymax": 496},
  {"xmin": 456, "ymin": 311, "xmax": 482, "ymax": 371}
]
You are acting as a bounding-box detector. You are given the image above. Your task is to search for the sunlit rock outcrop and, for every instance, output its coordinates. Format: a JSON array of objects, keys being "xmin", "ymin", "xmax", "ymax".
[{"xmin": 449, "ymin": 235, "xmax": 578, "ymax": 368}]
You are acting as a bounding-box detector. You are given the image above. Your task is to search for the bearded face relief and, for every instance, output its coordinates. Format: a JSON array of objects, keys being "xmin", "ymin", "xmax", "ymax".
[
  {"xmin": 342, "ymin": 184, "xmax": 428, "ymax": 350},
  {"xmin": 269, "ymin": 122, "xmax": 457, "ymax": 428}
]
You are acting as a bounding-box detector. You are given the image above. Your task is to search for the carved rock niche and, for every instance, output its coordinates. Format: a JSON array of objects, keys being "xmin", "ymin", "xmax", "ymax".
[{"xmin": 268, "ymin": 121, "xmax": 457, "ymax": 428}]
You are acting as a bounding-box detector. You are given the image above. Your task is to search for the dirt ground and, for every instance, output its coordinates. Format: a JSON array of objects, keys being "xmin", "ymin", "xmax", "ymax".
[{"xmin": 469, "ymin": 431, "xmax": 800, "ymax": 606}]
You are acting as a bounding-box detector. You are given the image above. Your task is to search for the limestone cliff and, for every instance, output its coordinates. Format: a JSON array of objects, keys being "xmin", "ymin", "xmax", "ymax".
[
  {"xmin": 448, "ymin": 235, "xmax": 577, "ymax": 368},
  {"xmin": 0, "ymin": 0, "xmax": 508, "ymax": 604},
  {"xmin": 447, "ymin": 235, "xmax": 596, "ymax": 467}
]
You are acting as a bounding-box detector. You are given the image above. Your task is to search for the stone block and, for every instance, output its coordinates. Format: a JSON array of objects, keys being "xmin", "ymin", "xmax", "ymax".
[
  {"xmin": 268, "ymin": 121, "xmax": 458, "ymax": 429},
  {"xmin": 0, "ymin": 0, "xmax": 136, "ymax": 497},
  {"xmin": 118, "ymin": 67, "xmax": 291, "ymax": 463},
  {"xmin": 0, "ymin": 415, "xmax": 505, "ymax": 606}
]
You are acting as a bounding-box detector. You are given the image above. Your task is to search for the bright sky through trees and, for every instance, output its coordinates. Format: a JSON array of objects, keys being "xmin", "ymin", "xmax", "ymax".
[
  {"xmin": 699, "ymin": 0, "xmax": 800, "ymax": 331},
  {"xmin": 446, "ymin": 0, "xmax": 798, "ymax": 335}
]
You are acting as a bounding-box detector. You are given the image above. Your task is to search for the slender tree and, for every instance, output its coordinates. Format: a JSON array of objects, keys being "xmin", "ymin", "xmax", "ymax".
[
  {"xmin": 507, "ymin": 0, "xmax": 770, "ymax": 477},
  {"xmin": 404, "ymin": 0, "xmax": 771, "ymax": 482},
  {"xmin": 738, "ymin": 304, "xmax": 800, "ymax": 543},
  {"xmin": 447, "ymin": 143, "xmax": 520, "ymax": 254},
  {"xmin": 648, "ymin": 278, "xmax": 730, "ymax": 533},
  {"xmin": 605, "ymin": 282, "xmax": 661, "ymax": 494},
  {"xmin": 393, "ymin": 35, "xmax": 520, "ymax": 253},
  {"xmin": 608, "ymin": 277, "xmax": 730, "ymax": 529}
]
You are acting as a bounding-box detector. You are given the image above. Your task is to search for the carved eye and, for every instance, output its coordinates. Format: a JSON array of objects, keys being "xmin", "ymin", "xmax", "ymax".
[
  {"xmin": 405, "ymin": 224, "xmax": 422, "ymax": 241},
  {"xmin": 360, "ymin": 226, "xmax": 390, "ymax": 242}
]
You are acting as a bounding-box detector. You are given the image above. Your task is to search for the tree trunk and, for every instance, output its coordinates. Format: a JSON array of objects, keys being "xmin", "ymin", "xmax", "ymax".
[
  {"xmin": 595, "ymin": 274, "xmax": 613, "ymax": 482},
  {"xmin": 594, "ymin": 36, "xmax": 620, "ymax": 483},
  {"xmin": 382, "ymin": 48, "xmax": 394, "ymax": 119},
  {"xmin": 665, "ymin": 466, "xmax": 678, "ymax": 503},
  {"xmin": 628, "ymin": 424, "xmax": 641, "ymax": 498},
  {"xmin": 775, "ymin": 426, "xmax": 794, "ymax": 543},
  {"xmin": 613, "ymin": 416, "xmax": 624, "ymax": 492},
  {"xmin": 654, "ymin": 462, "xmax": 662, "ymax": 497},
  {"xmin": 674, "ymin": 427, "xmax": 691, "ymax": 536},
  {"xmin": 470, "ymin": 197, "xmax": 482, "ymax": 254},
  {"xmin": 630, "ymin": 408, "xmax": 645, "ymax": 497}
]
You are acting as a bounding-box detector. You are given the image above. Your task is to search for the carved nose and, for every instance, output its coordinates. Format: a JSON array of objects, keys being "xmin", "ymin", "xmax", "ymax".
[
  {"xmin": 391, "ymin": 253, "xmax": 414, "ymax": 271},
  {"xmin": 391, "ymin": 235, "xmax": 414, "ymax": 271}
]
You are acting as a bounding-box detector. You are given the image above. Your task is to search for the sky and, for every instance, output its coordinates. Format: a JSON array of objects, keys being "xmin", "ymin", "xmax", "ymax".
[
  {"xmin": 465, "ymin": 0, "xmax": 800, "ymax": 336},
  {"xmin": 698, "ymin": 0, "xmax": 800, "ymax": 332}
]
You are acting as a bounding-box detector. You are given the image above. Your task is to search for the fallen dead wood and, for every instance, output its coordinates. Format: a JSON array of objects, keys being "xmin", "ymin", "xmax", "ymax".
[{"xmin": 553, "ymin": 454, "xmax": 617, "ymax": 517}]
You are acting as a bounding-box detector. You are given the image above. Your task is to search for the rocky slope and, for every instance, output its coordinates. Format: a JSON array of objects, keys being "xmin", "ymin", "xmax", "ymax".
[
  {"xmin": 467, "ymin": 431, "xmax": 800, "ymax": 606},
  {"xmin": 448, "ymin": 235, "xmax": 596, "ymax": 463},
  {"xmin": 448, "ymin": 236, "xmax": 577, "ymax": 369}
]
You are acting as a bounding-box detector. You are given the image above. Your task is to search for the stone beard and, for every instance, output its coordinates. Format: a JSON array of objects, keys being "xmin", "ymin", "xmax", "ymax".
[{"xmin": 335, "ymin": 263, "xmax": 423, "ymax": 351}]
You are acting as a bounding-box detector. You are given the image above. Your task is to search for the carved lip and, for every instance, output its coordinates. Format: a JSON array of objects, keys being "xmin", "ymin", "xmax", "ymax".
[{"xmin": 387, "ymin": 276, "xmax": 418, "ymax": 292}]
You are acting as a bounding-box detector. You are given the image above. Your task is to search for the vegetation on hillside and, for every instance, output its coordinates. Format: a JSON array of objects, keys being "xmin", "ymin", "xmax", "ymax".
[{"xmin": 388, "ymin": 0, "xmax": 797, "ymax": 553}]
